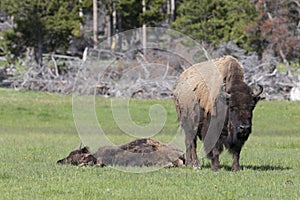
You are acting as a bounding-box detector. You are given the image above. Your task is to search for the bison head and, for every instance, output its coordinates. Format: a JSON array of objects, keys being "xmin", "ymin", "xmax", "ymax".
[
  {"xmin": 223, "ymin": 84, "xmax": 263, "ymax": 144},
  {"xmin": 57, "ymin": 145, "xmax": 97, "ymax": 166}
]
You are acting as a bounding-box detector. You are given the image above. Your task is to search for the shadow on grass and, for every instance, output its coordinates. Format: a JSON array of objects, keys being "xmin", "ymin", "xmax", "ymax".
[
  {"xmin": 242, "ymin": 165, "xmax": 292, "ymax": 171},
  {"xmin": 221, "ymin": 165, "xmax": 292, "ymax": 171},
  {"xmin": 198, "ymin": 163, "xmax": 291, "ymax": 171}
]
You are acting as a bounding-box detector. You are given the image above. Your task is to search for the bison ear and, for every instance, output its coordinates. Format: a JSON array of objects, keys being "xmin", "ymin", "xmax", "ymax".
[
  {"xmin": 81, "ymin": 147, "xmax": 90, "ymax": 154},
  {"xmin": 77, "ymin": 142, "xmax": 82, "ymax": 150},
  {"xmin": 252, "ymin": 84, "xmax": 263, "ymax": 102},
  {"xmin": 219, "ymin": 84, "xmax": 231, "ymax": 100},
  {"xmin": 254, "ymin": 95, "xmax": 266, "ymax": 104}
]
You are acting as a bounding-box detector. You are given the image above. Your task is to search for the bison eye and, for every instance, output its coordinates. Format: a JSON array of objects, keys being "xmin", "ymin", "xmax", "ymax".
[{"xmin": 230, "ymin": 106, "xmax": 237, "ymax": 112}]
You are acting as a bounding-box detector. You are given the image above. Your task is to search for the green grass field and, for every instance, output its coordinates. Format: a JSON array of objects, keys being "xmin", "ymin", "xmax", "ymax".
[{"xmin": 0, "ymin": 88, "xmax": 299, "ymax": 199}]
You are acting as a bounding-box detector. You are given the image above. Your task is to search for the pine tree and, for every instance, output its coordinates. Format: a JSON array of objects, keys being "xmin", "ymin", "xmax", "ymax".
[
  {"xmin": 171, "ymin": 0, "xmax": 257, "ymax": 49},
  {"xmin": 0, "ymin": 0, "xmax": 83, "ymax": 66},
  {"xmin": 116, "ymin": 0, "xmax": 166, "ymax": 30}
]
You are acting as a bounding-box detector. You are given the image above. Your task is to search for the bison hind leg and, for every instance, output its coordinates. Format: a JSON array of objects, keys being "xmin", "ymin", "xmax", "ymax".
[
  {"xmin": 180, "ymin": 101, "xmax": 202, "ymax": 169},
  {"xmin": 184, "ymin": 133, "xmax": 201, "ymax": 169}
]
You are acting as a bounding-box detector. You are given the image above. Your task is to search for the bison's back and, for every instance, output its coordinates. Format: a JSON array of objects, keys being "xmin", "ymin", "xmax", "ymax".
[{"xmin": 173, "ymin": 55, "xmax": 244, "ymax": 117}]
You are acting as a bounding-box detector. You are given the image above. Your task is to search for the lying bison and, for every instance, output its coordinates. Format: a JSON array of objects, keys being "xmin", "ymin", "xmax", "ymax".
[
  {"xmin": 173, "ymin": 55, "xmax": 263, "ymax": 171},
  {"xmin": 57, "ymin": 138, "xmax": 185, "ymax": 168}
]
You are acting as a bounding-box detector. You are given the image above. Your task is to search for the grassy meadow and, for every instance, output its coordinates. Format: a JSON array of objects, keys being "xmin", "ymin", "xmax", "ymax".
[{"xmin": 0, "ymin": 88, "xmax": 299, "ymax": 199}]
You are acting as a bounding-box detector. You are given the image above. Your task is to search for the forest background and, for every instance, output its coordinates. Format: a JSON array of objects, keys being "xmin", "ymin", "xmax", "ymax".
[{"xmin": 0, "ymin": 0, "xmax": 300, "ymax": 99}]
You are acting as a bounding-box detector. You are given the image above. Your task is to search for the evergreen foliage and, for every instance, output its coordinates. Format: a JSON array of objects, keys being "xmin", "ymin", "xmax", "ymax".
[
  {"xmin": 117, "ymin": 0, "xmax": 166, "ymax": 30},
  {"xmin": 117, "ymin": 0, "xmax": 142, "ymax": 29},
  {"xmin": 171, "ymin": 0, "xmax": 258, "ymax": 49},
  {"xmin": 0, "ymin": 0, "xmax": 299, "ymax": 65},
  {"xmin": 0, "ymin": 0, "xmax": 83, "ymax": 66}
]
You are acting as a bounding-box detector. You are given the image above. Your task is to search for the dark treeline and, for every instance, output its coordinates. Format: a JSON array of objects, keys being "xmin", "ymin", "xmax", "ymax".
[{"xmin": 0, "ymin": 0, "xmax": 299, "ymax": 68}]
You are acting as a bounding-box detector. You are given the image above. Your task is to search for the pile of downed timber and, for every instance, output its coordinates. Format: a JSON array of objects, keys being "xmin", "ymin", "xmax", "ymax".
[
  {"xmin": 1, "ymin": 43, "xmax": 300, "ymax": 100},
  {"xmin": 1, "ymin": 54, "xmax": 82, "ymax": 94},
  {"xmin": 94, "ymin": 49, "xmax": 189, "ymax": 99},
  {"xmin": 212, "ymin": 42, "xmax": 300, "ymax": 100},
  {"xmin": 244, "ymin": 64, "xmax": 299, "ymax": 100}
]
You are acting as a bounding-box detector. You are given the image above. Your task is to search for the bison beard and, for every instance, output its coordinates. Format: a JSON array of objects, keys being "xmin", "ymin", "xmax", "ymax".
[{"xmin": 173, "ymin": 55, "xmax": 263, "ymax": 171}]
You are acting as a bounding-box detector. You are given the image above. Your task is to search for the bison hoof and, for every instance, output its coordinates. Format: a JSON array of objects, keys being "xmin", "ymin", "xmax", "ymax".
[
  {"xmin": 193, "ymin": 165, "xmax": 202, "ymax": 170},
  {"xmin": 211, "ymin": 166, "xmax": 220, "ymax": 172},
  {"xmin": 172, "ymin": 159, "xmax": 184, "ymax": 167},
  {"xmin": 231, "ymin": 165, "xmax": 240, "ymax": 172},
  {"xmin": 192, "ymin": 162, "xmax": 201, "ymax": 170}
]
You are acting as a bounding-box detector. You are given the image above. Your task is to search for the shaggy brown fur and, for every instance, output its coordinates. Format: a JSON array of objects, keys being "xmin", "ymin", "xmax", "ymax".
[
  {"xmin": 173, "ymin": 55, "xmax": 262, "ymax": 171},
  {"xmin": 173, "ymin": 55, "xmax": 244, "ymax": 116},
  {"xmin": 57, "ymin": 138, "xmax": 185, "ymax": 168}
]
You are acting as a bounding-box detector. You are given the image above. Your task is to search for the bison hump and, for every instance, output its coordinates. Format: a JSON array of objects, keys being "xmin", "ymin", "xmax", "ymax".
[
  {"xmin": 173, "ymin": 55, "xmax": 246, "ymax": 116},
  {"xmin": 174, "ymin": 60, "xmax": 223, "ymax": 115}
]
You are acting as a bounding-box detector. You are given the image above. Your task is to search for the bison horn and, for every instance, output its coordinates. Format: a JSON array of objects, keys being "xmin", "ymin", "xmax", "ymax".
[
  {"xmin": 252, "ymin": 84, "xmax": 263, "ymax": 97},
  {"xmin": 77, "ymin": 142, "xmax": 82, "ymax": 150},
  {"xmin": 220, "ymin": 84, "xmax": 231, "ymax": 99}
]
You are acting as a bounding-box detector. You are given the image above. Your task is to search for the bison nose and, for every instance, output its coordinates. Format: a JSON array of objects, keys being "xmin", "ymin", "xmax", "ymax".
[
  {"xmin": 57, "ymin": 159, "xmax": 64, "ymax": 164},
  {"xmin": 239, "ymin": 125, "xmax": 251, "ymax": 133}
]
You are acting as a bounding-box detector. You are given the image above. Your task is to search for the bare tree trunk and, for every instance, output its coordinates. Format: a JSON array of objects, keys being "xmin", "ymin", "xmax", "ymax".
[
  {"xmin": 117, "ymin": 8, "xmax": 122, "ymax": 51},
  {"xmin": 105, "ymin": 14, "xmax": 111, "ymax": 47},
  {"xmin": 167, "ymin": 0, "xmax": 175, "ymax": 23},
  {"xmin": 79, "ymin": 0, "xmax": 83, "ymax": 30},
  {"xmin": 111, "ymin": 4, "xmax": 117, "ymax": 52},
  {"xmin": 112, "ymin": 5, "xmax": 117, "ymax": 36},
  {"xmin": 142, "ymin": 0, "xmax": 147, "ymax": 55},
  {"xmin": 171, "ymin": 0, "xmax": 175, "ymax": 21},
  {"xmin": 79, "ymin": 0, "xmax": 83, "ymax": 18},
  {"xmin": 297, "ymin": 20, "xmax": 300, "ymax": 40},
  {"xmin": 167, "ymin": 0, "xmax": 170, "ymax": 23},
  {"xmin": 110, "ymin": 12, "xmax": 114, "ymax": 48},
  {"xmin": 37, "ymin": 39, "xmax": 43, "ymax": 67},
  {"xmin": 35, "ymin": 22, "xmax": 43, "ymax": 68},
  {"xmin": 279, "ymin": 49, "xmax": 293, "ymax": 77},
  {"xmin": 93, "ymin": 0, "xmax": 98, "ymax": 48}
]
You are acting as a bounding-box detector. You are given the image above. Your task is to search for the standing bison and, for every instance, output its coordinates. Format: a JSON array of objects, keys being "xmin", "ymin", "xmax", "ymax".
[{"xmin": 173, "ymin": 55, "xmax": 263, "ymax": 171}]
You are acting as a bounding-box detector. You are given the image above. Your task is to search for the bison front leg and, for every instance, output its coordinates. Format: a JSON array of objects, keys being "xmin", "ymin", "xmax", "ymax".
[
  {"xmin": 206, "ymin": 138, "xmax": 224, "ymax": 171},
  {"xmin": 207, "ymin": 149, "xmax": 221, "ymax": 171},
  {"xmin": 228, "ymin": 142, "xmax": 243, "ymax": 171},
  {"xmin": 211, "ymin": 155, "xmax": 220, "ymax": 171},
  {"xmin": 232, "ymin": 152, "xmax": 240, "ymax": 171}
]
